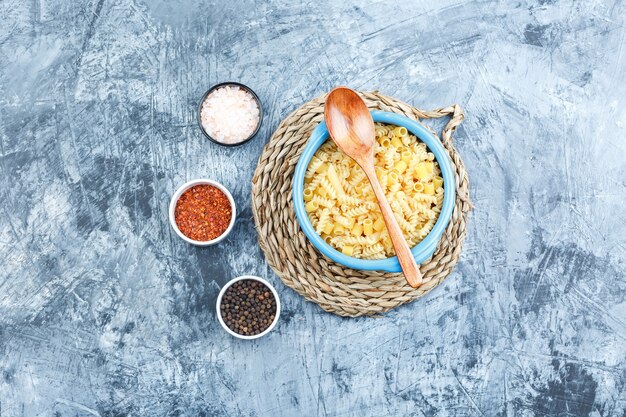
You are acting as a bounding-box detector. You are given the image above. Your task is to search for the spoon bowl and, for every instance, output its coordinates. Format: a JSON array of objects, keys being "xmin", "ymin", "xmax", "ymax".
[
  {"xmin": 324, "ymin": 87, "xmax": 423, "ymax": 288},
  {"xmin": 324, "ymin": 88, "xmax": 376, "ymax": 161}
]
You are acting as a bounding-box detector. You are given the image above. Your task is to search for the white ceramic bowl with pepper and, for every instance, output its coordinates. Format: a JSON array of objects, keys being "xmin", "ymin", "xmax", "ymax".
[{"xmin": 216, "ymin": 275, "xmax": 281, "ymax": 340}]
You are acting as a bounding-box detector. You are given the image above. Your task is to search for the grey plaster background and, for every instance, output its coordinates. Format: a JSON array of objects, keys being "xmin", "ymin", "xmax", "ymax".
[{"xmin": 1, "ymin": 0, "xmax": 625, "ymax": 416}]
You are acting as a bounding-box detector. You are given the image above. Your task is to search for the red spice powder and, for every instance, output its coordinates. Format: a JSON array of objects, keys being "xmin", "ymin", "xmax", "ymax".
[{"xmin": 174, "ymin": 184, "xmax": 232, "ymax": 241}]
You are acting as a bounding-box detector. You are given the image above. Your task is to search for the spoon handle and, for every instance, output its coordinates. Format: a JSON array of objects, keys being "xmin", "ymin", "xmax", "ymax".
[{"xmin": 361, "ymin": 164, "xmax": 423, "ymax": 288}]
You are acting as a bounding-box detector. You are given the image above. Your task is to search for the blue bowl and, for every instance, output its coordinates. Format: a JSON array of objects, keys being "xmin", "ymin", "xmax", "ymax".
[{"xmin": 292, "ymin": 111, "xmax": 456, "ymax": 272}]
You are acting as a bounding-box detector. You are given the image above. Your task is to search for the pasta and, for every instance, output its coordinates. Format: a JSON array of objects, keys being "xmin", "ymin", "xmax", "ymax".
[{"xmin": 304, "ymin": 123, "xmax": 443, "ymax": 259}]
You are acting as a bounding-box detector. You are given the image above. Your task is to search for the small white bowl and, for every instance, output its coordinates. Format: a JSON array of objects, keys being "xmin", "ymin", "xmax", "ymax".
[
  {"xmin": 169, "ymin": 179, "xmax": 236, "ymax": 246},
  {"xmin": 216, "ymin": 275, "xmax": 281, "ymax": 340}
]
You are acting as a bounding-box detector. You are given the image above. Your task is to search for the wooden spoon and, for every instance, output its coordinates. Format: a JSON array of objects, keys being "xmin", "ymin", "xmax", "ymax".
[{"xmin": 324, "ymin": 87, "xmax": 422, "ymax": 288}]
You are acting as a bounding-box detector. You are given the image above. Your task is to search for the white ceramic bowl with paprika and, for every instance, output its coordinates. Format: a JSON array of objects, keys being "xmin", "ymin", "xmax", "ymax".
[{"xmin": 168, "ymin": 179, "xmax": 236, "ymax": 246}]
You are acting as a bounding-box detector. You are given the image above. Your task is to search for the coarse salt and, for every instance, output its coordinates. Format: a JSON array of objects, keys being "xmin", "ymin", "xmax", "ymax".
[{"xmin": 200, "ymin": 86, "xmax": 260, "ymax": 144}]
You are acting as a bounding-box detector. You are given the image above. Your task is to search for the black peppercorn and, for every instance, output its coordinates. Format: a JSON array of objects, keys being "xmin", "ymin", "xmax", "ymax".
[{"xmin": 220, "ymin": 280, "xmax": 277, "ymax": 336}]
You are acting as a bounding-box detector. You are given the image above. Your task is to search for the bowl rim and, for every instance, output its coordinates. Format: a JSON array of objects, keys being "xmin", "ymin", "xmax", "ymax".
[
  {"xmin": 168, "ymin": 179, "xmax": 237, "ymax": 246},
  {"xmin": 292, "ymin": 110, "xmax": 456, "ymax": 272},
  {"xmin": 197, "ymin": 81, "xmax": 263, "ymax": 147},
  {"xmin": 215, "ymin": 275, "xmax": 281, "ymax": 340}
]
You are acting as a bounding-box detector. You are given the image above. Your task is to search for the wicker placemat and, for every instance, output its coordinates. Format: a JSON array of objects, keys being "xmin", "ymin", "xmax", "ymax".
[{"xmin": 251, "ymin": 91, "xmax": 471, "ymax": 317}]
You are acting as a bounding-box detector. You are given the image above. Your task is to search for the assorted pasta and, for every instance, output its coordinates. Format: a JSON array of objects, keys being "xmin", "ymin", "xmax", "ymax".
[{"xmin": 304, "ymin": 123, "xmax": 444, "ymax": 259}]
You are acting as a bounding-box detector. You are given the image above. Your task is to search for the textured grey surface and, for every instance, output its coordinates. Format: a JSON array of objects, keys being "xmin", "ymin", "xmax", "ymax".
[{"xmin": 1, "ymin": 0, "xmax": 625, "ymax": 416}]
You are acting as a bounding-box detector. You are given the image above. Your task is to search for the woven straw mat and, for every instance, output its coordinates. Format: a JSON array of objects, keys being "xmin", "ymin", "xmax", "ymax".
[{"xmin": 251, "ymin": 91, "xmax": 471, "ymax": 317}]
